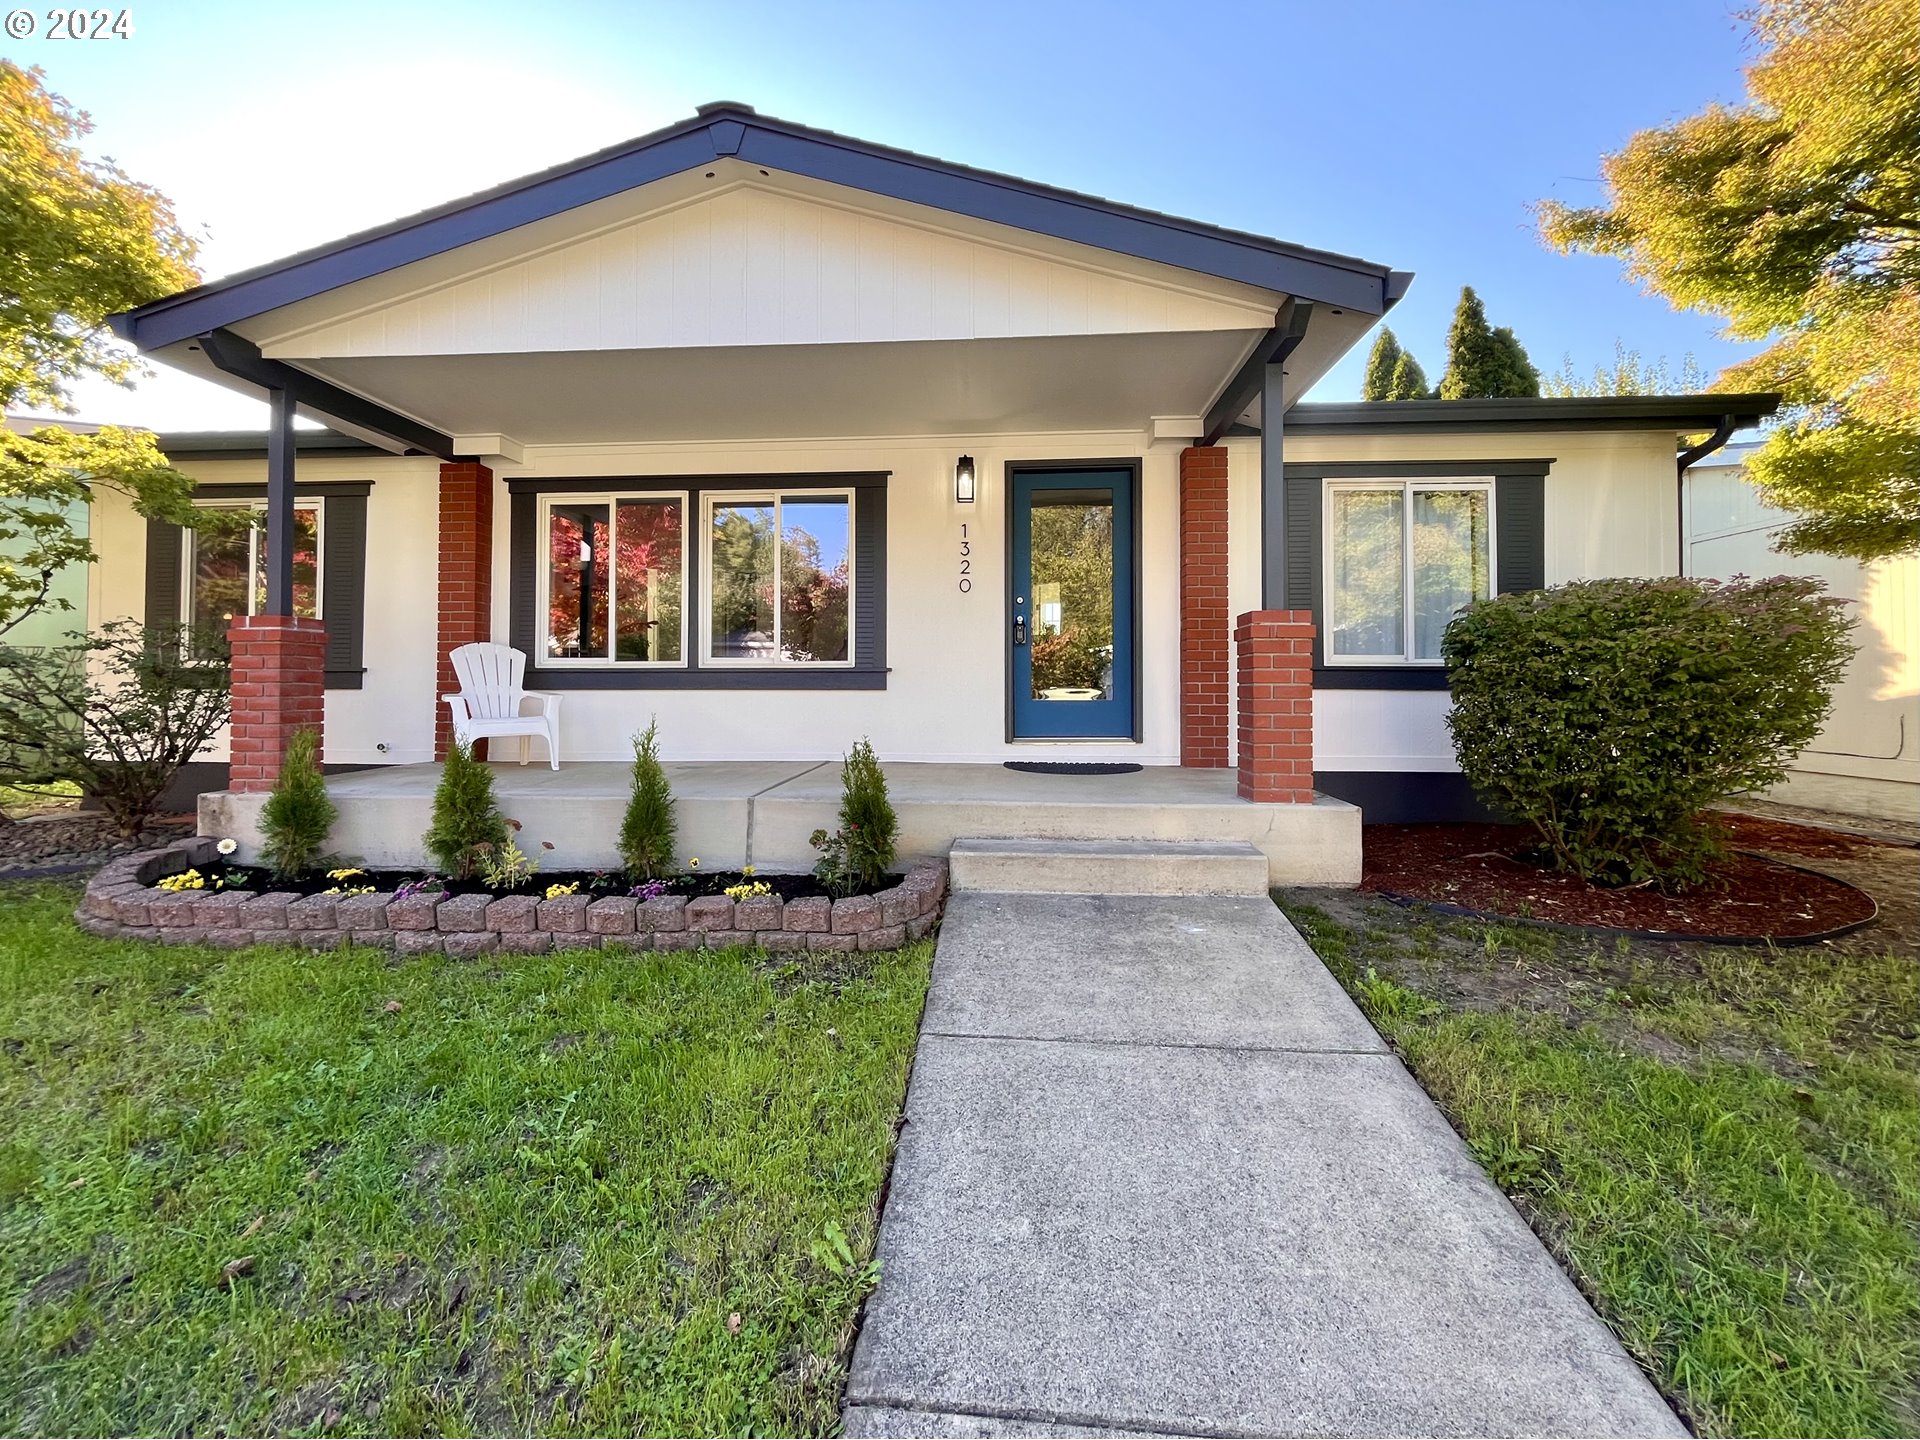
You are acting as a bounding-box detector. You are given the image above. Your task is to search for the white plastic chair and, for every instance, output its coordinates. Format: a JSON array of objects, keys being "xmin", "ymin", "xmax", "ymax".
[{"xmin": 443, "ymin": 643, "xmax": 563, "ymax": 769}]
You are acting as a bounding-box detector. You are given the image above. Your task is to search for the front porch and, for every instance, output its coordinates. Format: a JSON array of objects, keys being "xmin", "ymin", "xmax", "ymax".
[{"xmin": 200, "ymin": 761, "xmax": 1362, "ymax": 886}]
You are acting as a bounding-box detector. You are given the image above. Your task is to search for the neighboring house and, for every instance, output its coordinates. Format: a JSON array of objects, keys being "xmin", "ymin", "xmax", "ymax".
[
  {"xmin": 84, "ymin": 103, "xmax": 1776, "ymax": 836},
  {"xmin": 1685, "ymin": 443, "xmax": 1918, "ymax": 823}
]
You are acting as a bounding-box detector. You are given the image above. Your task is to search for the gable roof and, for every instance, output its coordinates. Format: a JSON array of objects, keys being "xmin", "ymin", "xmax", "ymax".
[{"xmin": 110, "ymin": 104, "xmax": 1409, "ymax": 354}]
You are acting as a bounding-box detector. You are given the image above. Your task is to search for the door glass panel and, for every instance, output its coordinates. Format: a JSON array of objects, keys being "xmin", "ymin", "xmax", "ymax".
[
  {"xmin": 1410, "ymin": 488, "xmax": 1489, "ymax": 660},
  {"xmin": 1028, "ymin": 493, "xmax": 1114, "ymax": 702},
  {"xmin": 613, "ymin": 498, "xmax": 683, "ymax": 662},
  {"xmin": 546, "ymin": 503, "xmax": 611, "ymax": 658},
  {"xmin": 1330, "ymin": 488, "xmax": 1405, "ymax": 658},
  {"xmin": 709, "ymin": 502, "xmax": 777, "ymax": 660},
  {"xmin": 779, "ymin": 495, "xmax": 850, "ymax": 662}
]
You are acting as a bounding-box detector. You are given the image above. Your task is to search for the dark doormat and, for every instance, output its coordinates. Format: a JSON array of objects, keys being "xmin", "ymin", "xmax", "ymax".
[{"xmin": 1003, "ymin": 761, "xmax": 1144, "ymax": 776}]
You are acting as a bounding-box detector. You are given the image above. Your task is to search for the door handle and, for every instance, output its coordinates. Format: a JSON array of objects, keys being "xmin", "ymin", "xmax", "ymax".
[{"xmin": 1013, "ymin": 614, "xmax": 1028, "ymax": 647}]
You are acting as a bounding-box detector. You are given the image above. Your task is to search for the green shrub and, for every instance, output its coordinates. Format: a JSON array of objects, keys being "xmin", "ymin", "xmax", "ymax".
[
  {"xmin": 257, "ymin": 726, "xmax": 335, "ymax": 878},
  {"xmin": 1442, "ymin": 575, "xmax": 1853, "ymax": 888},
  {"xmin": 618, "ymin": 719, "xmax": 676, "ymax": 879},
  {"xmin": 422, "ymin": 740, "xmax": 509, "ymax": 880},
  {"xmin": 0, "ymin": 620, "xmax": 231, "ymax": 838},
  {"xmin": 818, "ymin": 738, "xmax": 897, "ymax": 894}
]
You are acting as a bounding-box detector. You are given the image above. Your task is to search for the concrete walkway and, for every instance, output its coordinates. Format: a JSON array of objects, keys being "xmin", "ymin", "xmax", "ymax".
[{"xmin": 844, "ymin": 891, "xmax": 1683, "ymax": 1438}]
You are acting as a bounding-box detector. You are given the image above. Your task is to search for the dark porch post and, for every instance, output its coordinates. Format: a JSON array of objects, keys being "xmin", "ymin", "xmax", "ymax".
[
  {"xmin": 1260, "ymin": 360, "xmax": 1286, "ymax": 607},
  {"xmin": 228, "ymin": 385, "xmax": 326, "ymax": 792},
  {"xmin": 264, "ymin": 386, "xmax": 296, "ymax": 615}
]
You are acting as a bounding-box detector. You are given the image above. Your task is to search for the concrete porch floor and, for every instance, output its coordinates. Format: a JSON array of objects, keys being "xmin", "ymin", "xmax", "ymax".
[{"xmin": 201, "ymin": 761, "xmax": 1362, "ymax": 886}]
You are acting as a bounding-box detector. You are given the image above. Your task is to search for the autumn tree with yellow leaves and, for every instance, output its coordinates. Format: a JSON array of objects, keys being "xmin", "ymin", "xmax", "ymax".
[
  {"xmin": 1, "ymin": 62, "xmax": 201, "ymax": 633},
  {"xmin": 1539, "ymin": 0, "xmax": 1918, "ymax": 560}
]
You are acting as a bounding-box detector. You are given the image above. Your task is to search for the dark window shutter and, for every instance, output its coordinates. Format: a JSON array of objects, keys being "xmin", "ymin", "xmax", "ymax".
[
  {"xmin": 322, "ymin": 491, "xmax": 368, "ymax": 687},
  {"xmin": 1494, "ymin": 472, "xmax": 1546, "ymax": 594},
  {"xmin": 145, "ymin": 518, "xmax": 184, "ymax": 627},
  {"xmin": 509, "ymin": 490, "xmax": 537, "ymax": 658},
  {"xmin": 854, "ymin": 484, "xmax": 887, "ymax": 671},
  {"xmin": 1282, "ymin": 473, "xmax": 1320, "ymax": 614}
]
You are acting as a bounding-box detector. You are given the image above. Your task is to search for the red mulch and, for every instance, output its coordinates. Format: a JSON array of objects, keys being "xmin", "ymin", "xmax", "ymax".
[{"xmin": 1363, "ymin": 818, "xmax": 1877, "ymax": 940}]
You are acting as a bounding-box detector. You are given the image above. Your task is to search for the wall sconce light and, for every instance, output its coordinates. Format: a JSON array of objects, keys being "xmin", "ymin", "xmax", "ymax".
[{"xmin": 955, "ymin": 454, "xmax": 976, "ymax": 504}]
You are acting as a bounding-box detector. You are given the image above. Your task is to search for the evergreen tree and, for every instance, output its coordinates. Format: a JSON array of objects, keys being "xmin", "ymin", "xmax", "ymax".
[
  {"xmin": 1439, "ymin": 287, "xmax": 1540, "ymax": 399},
  {"xmin": 1386, "ymin": 350, "xmax": 1430, "ymax": 400},
  {"xmin": 258, "ymin": 726, "xmax": 336, "ymax": 878},
  {"xmin": 618, "ymin": 719, "xmax": 676, "ymax": 880},
  {"xmin": 1361, "ymin": 328, "xmax": 1403, "ymax": 401},
  {"xmin": 1489, "ymin": 325, "xmax": 1541, "ymax": 397},
  {"xmin": 421, "ymin": 741, "xmax": 509, "ymax": 880}
]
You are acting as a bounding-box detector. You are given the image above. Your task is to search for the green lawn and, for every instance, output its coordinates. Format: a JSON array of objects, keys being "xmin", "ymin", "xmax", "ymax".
[
  {"xmin": 0, "ymin": 880, "xmax": 932, "ymax": 1437},
  {"xmin": 1281, "ymin": 890, "xmax": 1920, "ymax": 1439}
]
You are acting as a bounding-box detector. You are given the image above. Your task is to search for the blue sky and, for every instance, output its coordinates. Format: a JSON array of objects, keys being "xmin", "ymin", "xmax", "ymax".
[{"xmin": 6, "ymin": 0, "xmax": 1760, "ymax": 429}]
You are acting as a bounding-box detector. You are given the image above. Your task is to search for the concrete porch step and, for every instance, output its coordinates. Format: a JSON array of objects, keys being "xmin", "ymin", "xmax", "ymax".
[{"xmin": 948, "ymin": 837, "xmax": 1271, "ymax": 897}]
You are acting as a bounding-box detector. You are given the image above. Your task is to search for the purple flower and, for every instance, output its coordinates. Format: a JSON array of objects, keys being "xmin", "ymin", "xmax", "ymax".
[{"xmin": 629, "ymin": 879, "xmax": 667, "ymax": 901}]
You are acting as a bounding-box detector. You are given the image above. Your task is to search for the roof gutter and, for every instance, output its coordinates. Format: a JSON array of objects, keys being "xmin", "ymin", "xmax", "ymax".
[{"xmin": 1673, "ymin": 413, "xmax": 1742, "ymax": 578}]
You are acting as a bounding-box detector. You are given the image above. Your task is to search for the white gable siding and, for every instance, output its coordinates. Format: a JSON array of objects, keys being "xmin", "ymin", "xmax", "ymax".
[{"xmin": 264, "ymin": 185, "xmax": 1275, "ymax": 361}]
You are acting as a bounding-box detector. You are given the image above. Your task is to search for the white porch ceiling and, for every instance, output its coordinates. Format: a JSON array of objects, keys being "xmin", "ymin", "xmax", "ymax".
[{"xmin": 299, "ymin": 331, "xmax": 1262, "ymax": 444}]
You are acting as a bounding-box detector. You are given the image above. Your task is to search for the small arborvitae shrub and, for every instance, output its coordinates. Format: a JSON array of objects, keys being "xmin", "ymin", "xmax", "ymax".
[
  {"xmin": 1443, "ymin": 574, "xmax": 1854, "ymax": 888},
  {"xmin": 421, "ymin": 740, "xmax": 510, "ymax": 881},
  {"xmin": 258, "ymin": 725, "xmax": 336, "ymax": 878},
  {"xmin": 840, "ymin": 737, "xmax": 898, "ymax": 891},
  {"xmin": 619, "ymin": 719, "xmax": 676, "ymax": 880}
]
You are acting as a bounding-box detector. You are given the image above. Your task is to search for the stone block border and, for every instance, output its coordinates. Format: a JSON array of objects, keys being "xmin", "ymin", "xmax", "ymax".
[{"xmin": 74, "ymin": 837, "xmax": 948, "ymax": 955}]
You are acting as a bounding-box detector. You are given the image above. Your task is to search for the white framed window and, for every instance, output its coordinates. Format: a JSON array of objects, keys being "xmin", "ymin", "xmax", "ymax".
[
  {"xmin": 1324, "ymin": 478, "xmax": 1493, "ymax": 665},
  {"xmin": 702, "ymin": 491, "xmax": 854, "ymax": 666},
  {"xmin": 181, "ymin": 500, "xmax": 323, "ymax": 658},
  {"xmin": 536, "ymin": 492, "xmax": 688, "ymax": 665}
]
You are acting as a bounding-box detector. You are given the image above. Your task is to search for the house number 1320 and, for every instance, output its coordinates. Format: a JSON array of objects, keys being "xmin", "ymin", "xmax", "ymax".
[{"xmin": 957, "ymin": 523, "xmax": 972, "ymax": 593}]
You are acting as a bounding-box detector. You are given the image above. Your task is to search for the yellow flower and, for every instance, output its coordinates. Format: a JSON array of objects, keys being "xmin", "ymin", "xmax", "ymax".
[
  {"xmin": 687, "ymin": 857, "xmax": 701, "ymax": 870},
  {"xmin": 544, "ymin": 881, "xmax": 580, "ymax": 899},
  {"xmin": 741, "ymin": 864, "xmax": 756, "ymax": 877}
]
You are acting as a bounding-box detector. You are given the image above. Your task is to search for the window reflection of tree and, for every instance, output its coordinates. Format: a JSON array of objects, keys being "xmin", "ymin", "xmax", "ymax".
[
  {"xmin": 614, "ymin": 500, "xmax": 682, "ymax": 662},
  {"xmin": 1411, "ymin": 490, "xmax": 1488, "ymax": 660},
  {"xmin": 1028, "ymin": 501, "xmax": 1114, "ymax": 697},
  {"xmin": 1332, "ymin": 490, "xmax": 1404, "ymax": 658},
  {"xmin": 188, "ymin": 505, "xmax": 319, "ymax": 662},
  {"xmin": 546, "ymin": 507, "xmax": 609, "ymax": 658}
]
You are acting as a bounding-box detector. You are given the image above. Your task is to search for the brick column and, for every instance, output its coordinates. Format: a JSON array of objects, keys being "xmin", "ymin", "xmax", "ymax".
[
  {"xmin": 435, "ymin": 460, "xmax": 494, "ymax": 758},
  {"xmin": 1235, "ymin": 609, "xmax": 1316, "ymax": 804},
  {"xmin": 1179, "ymin": 445, "xmax": 1230, "ymax": 767},
  {"xmin": 227, "ymin": 615, "xmax": 327, "ymax": 793}
]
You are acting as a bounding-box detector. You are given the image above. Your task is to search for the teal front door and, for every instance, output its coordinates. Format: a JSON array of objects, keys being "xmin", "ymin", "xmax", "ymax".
[{"xmin": 1009, "ymin": 467, "xmax": 1137, "ymax": 739}]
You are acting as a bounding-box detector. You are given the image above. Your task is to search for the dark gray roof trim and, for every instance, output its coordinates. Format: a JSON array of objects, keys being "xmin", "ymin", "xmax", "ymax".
[
  {"xmin": 155, "ymin": 430, "xmax": 390, "ymax": 462},
  {"xmin": 1283, "ymin": 394, "xmax": 1780, "ymax": 434},
  {"xmin": 111, "ymin": 106, "xmax": 1402, "ymax": 352}
]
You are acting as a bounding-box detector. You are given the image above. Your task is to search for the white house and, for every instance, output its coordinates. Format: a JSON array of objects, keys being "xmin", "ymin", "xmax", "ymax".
[
  {"xmin": 89, "ymin": 104, "xmax": 1780, "ymax": 878},
  {"xmin": 1685, "ymin": 443, "xmax": 1918, "ymax": 823}
]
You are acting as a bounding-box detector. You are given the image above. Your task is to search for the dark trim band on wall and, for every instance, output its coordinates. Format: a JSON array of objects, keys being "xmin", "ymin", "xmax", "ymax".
[
  {"xmin": 1282, "ymin": 458, "xmax": 1551, "ymax": 688},
  {"xmin": 144, "ymin": 480, "xmax": 373, "ymax": 689},
  {"xmin": 1313, "ymin": 770, "xmax": 1502, "ymax": 824},
  {"xmin": 507, "ymin": 472, "xmax": 889, "ymax": 691}
]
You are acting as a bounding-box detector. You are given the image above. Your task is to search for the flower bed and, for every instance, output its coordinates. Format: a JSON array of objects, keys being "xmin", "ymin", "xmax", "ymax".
[
  {"xmin": 75, "ymin": 837, "xmax": 947, "ymax": 956},
  {"xmin": 1362, "ymin": 819, "xmax": 1878, "ymax": 943}
]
